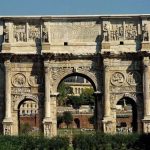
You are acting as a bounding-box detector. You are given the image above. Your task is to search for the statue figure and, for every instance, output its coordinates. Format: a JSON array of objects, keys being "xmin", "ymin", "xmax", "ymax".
[
  {"xmin": 42, "ymin": 25, "xmax": 48, "ymax": 42},
  {"xmin": 142, "ymin": 24, "xmax": 149, "ymax": 41},
  {"xmin": 3, "ymin": 26, "xmax": 9, "ymax": 43},
  {"xmin": 103, "ymin": 23, "xmax": 109, "ymax": 41}
]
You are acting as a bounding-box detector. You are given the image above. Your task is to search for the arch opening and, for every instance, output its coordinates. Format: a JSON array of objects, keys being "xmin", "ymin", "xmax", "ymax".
[
  {"xmin": 18, "ymin": 99, "xmax": 39, "ymax": 135},
  {"xmin": 116, "ymin": 97, "xmax": 137, "ymax": 133},
  {"xmin": 57, "ymin": 73, "xmax": 97, "ymax": 134}
]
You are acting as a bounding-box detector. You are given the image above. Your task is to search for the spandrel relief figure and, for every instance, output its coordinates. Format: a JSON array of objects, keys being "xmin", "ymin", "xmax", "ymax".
[
  {"xmin": 103, "ymin": 23, "xmax": 109, "ymax": 41},
  {"xmin": 3, "ymin": 26, "xmax": 9, "ymax": 43},
  {"xmin": 142, "ymin": 24, "xmax": 149, "ymax": 41},
  {"xmin": 42, "ymin": 25, "xmax": 48, "ymax": 42}
]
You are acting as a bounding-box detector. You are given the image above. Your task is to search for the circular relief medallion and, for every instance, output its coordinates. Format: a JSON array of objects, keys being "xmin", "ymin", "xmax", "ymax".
[
  {"xmin": 28, "ymin": 75, "xmax": 43, "ymax": 87},
  {"xmin": 12, "ymin": 73, "xmax": 26, "ymax": 87},
  {"xmin": 127, "ymin": 71, "xmax": 141, "ymax": 85},
  {"xmin": 111, "ymin": 72, "xmax": 125, "ymax": 86}
]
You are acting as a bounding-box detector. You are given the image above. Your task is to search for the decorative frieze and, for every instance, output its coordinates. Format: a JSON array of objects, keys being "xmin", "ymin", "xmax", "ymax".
[
  {"xmin": 110, "ymin": 85, "xmax": 142, "ymax": 93},
  {"xmin": 11, "ymin": 87, "xmax": 31, "ymax": 94}
]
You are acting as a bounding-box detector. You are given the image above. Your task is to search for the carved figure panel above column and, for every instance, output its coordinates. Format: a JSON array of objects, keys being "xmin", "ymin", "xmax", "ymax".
[
  {"xmin": 110, "ymin": 23, "xmax": 124, "ymax": 41},
  {"xmin": 13, "ymin": 24, "xmax": 26, "ymax": 42},
  {"xmin": 125, "ymin": 23, "xmax": 137, "ymax": 40},
  {"xmin": 28, "ymin": 25, "xmax": 41, "ymax": 42}
]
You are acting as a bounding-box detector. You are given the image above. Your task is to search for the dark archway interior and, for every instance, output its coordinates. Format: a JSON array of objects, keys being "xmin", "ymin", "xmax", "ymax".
[
  {"xmin": 117, "ymin": 97, "xmax": 137, "ymax": 132},
  {"xmin": 74, "ymin": 118, "xmax": 80, "ymax": 128}
]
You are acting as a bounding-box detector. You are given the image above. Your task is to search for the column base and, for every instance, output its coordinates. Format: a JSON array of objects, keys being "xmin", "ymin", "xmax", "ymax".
[
  {"xmin": 102, "ymin": 117, "xmax": 115, "ymax": 133},
  {"xmin": 2, "ymin": 118, "xmax": 13, "ymax": 135},
  {"xmin": 43, "ymin": 117, "xmax": 52, "ymax": 138},
  {"xmin": 143, "ymin": 116, "xmax": 150, "ymax": 133}
]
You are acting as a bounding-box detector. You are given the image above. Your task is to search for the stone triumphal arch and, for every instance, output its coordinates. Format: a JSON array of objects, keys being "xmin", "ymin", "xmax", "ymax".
[{"xmin": 0, "ymin": 15, "xmax": 150, "ymax": 137}]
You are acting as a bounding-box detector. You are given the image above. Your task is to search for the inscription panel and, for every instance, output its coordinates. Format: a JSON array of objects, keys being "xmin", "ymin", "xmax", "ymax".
[{"xmin": 50, "ymin": 21, "xmax": 100, "ymax": 43}]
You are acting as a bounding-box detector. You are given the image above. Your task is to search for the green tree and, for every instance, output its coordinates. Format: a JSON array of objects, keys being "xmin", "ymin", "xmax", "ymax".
[
  {"xmin": 68, "ymin": 96, "xmax": 82, "ymax": 109},
  {"xmin": 63, "ymin": 111, "xmax": 73, "ymax": 128},
  {"xmin": 58, "ymin": 82, "xmax": 73, "ymax": 106},
  {"xmin": 80, "ymin": 88, "xmax": 95, "ymax": 106}
]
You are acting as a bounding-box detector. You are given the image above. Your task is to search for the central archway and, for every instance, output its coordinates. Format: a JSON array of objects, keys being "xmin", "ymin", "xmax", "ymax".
[{"xmin": 56, "ymin": 72, "xmax": 100, "ymax": 134}]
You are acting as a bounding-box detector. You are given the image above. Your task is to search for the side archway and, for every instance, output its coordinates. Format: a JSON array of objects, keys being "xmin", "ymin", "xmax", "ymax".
[
  {"xmin": 17, "ymin": 98, "xmax": 39, "ymax": 135},
  {"xmin": 116, "ymin": 97, "xmax": 137, "ymax": 133}
]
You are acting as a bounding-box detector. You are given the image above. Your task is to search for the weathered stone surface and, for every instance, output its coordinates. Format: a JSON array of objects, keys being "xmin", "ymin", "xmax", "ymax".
[{"xmin": 0, "ymin": 15, "xmax": 150, "ymax": 137}]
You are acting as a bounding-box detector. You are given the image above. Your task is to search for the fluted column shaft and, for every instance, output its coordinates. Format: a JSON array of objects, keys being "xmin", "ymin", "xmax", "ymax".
[
  {"xmin": 143, "ymin": 65, "xmax": 150, "ymax": 117},
  {"xmin": 4, "ymin": 60, "xmax": 12, "ymax": 119},
  {"xmin": 104, "ymin": 66, "xmax": 110, "ymax": 117},
  {"xmin": 44, "ymin": 66, "xmax": 50, "ymax": 118}
]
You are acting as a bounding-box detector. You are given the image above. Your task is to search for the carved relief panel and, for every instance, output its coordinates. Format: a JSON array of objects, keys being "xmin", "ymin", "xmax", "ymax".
[
  {"xmin": 125, "ymin": 21, "xmax": 137, "ymax": 40},
  {"xmin": 28, "ymin": 24, "xmax": 41, "ymax": 42},
  {"xmin": 110, "ymin": 70, "xmax": 142, "ymax": 93},
  {"xmin": 12, "ymin": 73, "xmax": 26, "ymax": 87},
  {"xmin": 103, "ymin": 20, "xmax": 138, "ymax": 42},
  {"xmin": 110, "ymin": 22, "xmax": 124, "ymax": 41},
  {"xmin": 13, "ymin": 23, "xmax": 26, "ymax": 42}
]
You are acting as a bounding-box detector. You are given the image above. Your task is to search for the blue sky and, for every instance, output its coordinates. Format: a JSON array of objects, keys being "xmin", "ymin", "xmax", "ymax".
[{"xmin": 0, "ymin": 0, "xmax": 150, "ymax": 15}]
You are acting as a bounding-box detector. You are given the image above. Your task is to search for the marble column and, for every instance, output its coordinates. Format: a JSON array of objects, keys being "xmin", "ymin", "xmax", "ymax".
[
  {"xmin": 43, "ymin": 64, "xmax": 52, "ymax": 137},
  {"xmin": 44, "ymin": 66, "xmax": 51, "ymax": 118},
  {"xmin": 143, "ymin": 57, "xmax": 150, "ymax": 133},
  {"xmin": 104, "ymin": 66, "xmax": 110, "ymax": 117},
  {"xmin": 143, "ymin": 64, "xmax": 150, "ymax": 117},
  {"xmin": 3, "ymin": 60, "xmax": 13, "ymax": 135}
]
